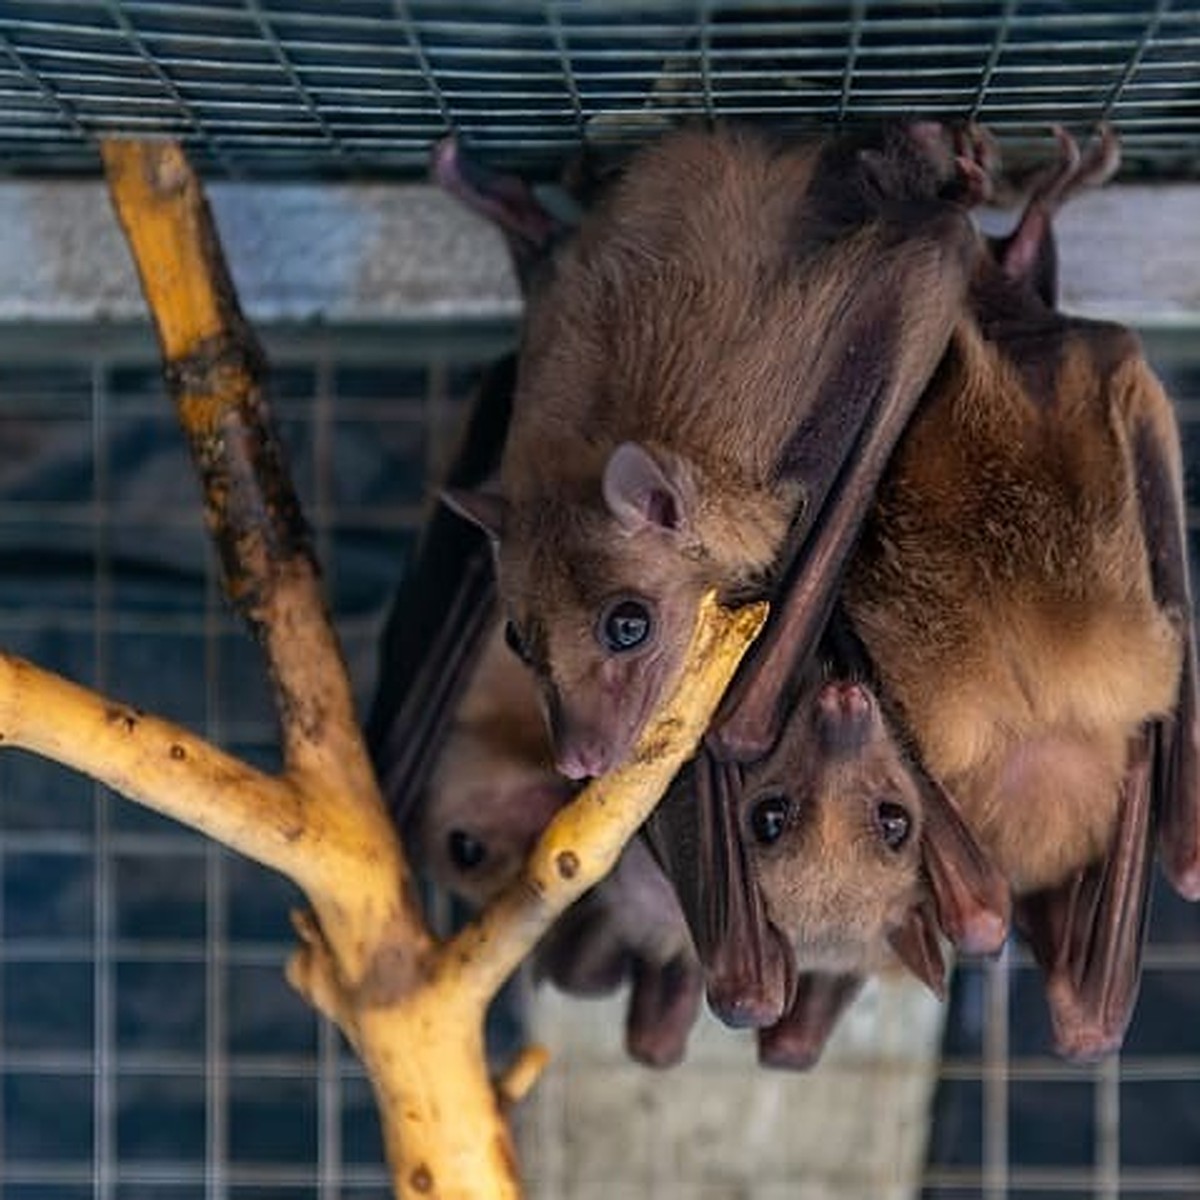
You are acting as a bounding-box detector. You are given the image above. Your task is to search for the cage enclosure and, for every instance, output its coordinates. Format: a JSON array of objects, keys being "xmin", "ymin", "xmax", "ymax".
[{"xmin": 1, "ymin": 3, "xmax": 1199, "ymax": 1198}]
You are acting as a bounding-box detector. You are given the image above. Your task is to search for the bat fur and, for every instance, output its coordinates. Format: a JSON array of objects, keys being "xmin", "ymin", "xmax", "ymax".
[{"xmin": 447, "ymin": 121, "xmax": 979, "ymax": 779}]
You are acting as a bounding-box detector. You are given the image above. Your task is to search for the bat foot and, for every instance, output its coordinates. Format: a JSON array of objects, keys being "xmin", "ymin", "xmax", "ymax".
[{"xmin": 429, "ymin": 135, "xmax": 562, "ymax": 271}]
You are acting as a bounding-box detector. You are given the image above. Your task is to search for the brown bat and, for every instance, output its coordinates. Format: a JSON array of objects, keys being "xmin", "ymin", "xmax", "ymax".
[
  {"xmin": 408, "ymin": 615, "xmax": 703, "ymax": 1068},
  {"xmin": 645, "ymin": 606, "xmax": 1008, "ymax": 1057},
  {"xmin": 445, "ymin": 121, "xmax": 980, "ymax": 779},
  {"xmin": 842, "ymin": 126, "xmax": 1199, "ymax": 1058},
  {"xmin": 366, "ymin": 179, "xmax": 701, "ymax": 1066},
  {"xmin": 687, "ymin": 125, "xmax": 1200, "ymax": 1062}
]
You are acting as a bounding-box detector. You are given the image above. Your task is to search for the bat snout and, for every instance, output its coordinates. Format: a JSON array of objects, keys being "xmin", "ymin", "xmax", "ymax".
[
  {"xmin": 815, "ymin": 681, "xmax": 874, "ymax": 753},
  {"xmin": 554, "ymin": 738, "xmax": 612, "ymax": 781},
  {"xmin": 545, "ymin": 687, "xmax": 615, "ymax": 779}
]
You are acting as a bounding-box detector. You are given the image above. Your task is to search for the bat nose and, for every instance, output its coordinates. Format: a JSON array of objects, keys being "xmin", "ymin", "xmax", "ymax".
[
  {"xmin": 554, "ymin": 739, "xmax": 611, "ymax": 781},
  {"xmin": 815, "ymin": 681, "xmax": 872, "ymax": 753}
]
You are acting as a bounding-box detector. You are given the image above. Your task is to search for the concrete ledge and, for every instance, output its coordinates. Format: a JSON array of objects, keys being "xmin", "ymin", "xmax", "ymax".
[{"xmin": 1, "ymin": 180, "xmax": 1197, "ymax": 327}]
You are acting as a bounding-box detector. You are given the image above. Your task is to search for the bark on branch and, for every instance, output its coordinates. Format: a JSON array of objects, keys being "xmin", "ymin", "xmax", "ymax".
[{"xmin": 0, "ymin": 137, "xmax": 766, "ymax": 1198}]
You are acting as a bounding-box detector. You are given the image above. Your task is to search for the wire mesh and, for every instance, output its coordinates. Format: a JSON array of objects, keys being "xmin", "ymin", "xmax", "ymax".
[
  {"xmin": 0, "ymin": 322, "xmax": 510, "ymax": 1199},
  {"xmin": 0, "ymin": 1, "xmax": 1199, "ymax": 180},
  {"xmin": 0, "ymin": 320, "xmax": 1198, "ymax": 1196}
]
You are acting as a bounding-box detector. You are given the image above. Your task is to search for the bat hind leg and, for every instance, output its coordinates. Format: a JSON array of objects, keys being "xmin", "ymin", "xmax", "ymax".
[{"xmin": 429, "ymin": 136, "xmax": 564, "ymax": 282}]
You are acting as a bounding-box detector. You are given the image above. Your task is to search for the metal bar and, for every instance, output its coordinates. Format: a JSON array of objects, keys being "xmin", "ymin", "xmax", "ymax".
[
  {"xmin": 970, "ymin": 0, "xmax": 1017, "ymax": 118},
  {"xmin": 0, "ymin": 29, "xmax": 89, "ymax": 140},
  {"xmin": 1101, "ymin": 0, "xmax": 1173, "ymax": 119},
  {"xmin": 838, "ymin": 0, "xmax": 867, "ymax": 122},
  {"xmin": 546, "ymin": 0, "xmax": 586, "ymax": 138},
  {"xmin": 244, "ymin": 0, "xmax": 348, "ymax": 168},
  {"xmin": 391, "ymin": 0, "xmax": 453, "ymax": 133},
  {"xmin": 98, "ymin": 0, "xmax": 234, "ymax": 175}
]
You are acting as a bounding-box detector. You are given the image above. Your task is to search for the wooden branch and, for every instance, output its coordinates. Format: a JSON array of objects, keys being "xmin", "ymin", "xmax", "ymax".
[{"xmin": 0, "ymin": 136, "xmax": 779, "ymax": 1198}]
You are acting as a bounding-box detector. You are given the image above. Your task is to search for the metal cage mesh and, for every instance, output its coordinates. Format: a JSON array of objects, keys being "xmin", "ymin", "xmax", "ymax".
[{"xmin": 1, "ymin": 1, "xmax": 1199, "ymax": 180}]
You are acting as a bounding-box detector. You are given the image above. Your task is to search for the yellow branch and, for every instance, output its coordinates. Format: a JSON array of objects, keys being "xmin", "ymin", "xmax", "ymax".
[
  {"xmin": 70, "ymin": 134, "xmax": 772, "ymax": 1198},
  {"xmin": 441, "ymin": 593, "xmax": 768, "ymax": 1003}
]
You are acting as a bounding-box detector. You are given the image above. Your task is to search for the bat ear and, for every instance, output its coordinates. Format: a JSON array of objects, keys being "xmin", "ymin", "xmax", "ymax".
[
  {"xmin": 887, "ymin": 904, "xmax": 948, "ymax": 1000},
  {"xmin": 441, "ymin": 487, "xmax": 509, "ymax": 540},
  {"xmin": 602, "ymin": 442, "xmax": 691, "ymax": 535}
]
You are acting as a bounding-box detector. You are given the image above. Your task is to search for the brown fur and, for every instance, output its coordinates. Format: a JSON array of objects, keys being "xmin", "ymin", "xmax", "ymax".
[
  {"xmin": 746, "ymin": 674, "xmax": 929, "ymax": 974},
  {"xmin": 487, "ymin": 123, "xmax": 976, "ymax": 775},
  {"xmin": 844, "ymin": 305, "xmax": 1183, "ymax": 894}
]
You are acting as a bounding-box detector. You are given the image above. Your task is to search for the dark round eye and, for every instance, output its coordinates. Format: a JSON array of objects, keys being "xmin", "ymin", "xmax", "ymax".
[
  {"xmin": 448, "ymin": 829, "xmax": 488, "ymax": 870},
  {"xmin": 600, "ymin": 599, "xmax": 651, "ymax": 653},
  {"xmin": 874, "ymin": 800, "xmax": 911, "ymax": 852},
  {"xmin": 750, "ymin": 795, "xmax": 790, "ymax": 846},
  {"xmin": 503, "ymin": 620, "xmax": 529, "ymax": 664}
]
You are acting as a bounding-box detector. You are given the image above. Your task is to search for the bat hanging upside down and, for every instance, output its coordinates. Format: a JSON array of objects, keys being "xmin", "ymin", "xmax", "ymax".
[
  {"xmin": 650, "ymin": 123, "xmax": 1200, "ymax": 1063},
  {"xmin": 376, "ymin": 117, "xmax": 1200, "ymax": 1067},
  {"xmin": 445, "ymin": 120, "xmax": 982, "ymax": 780},
  {"xmin": 367, "ymin": 356, "xmax": 704, "ymax": 1070}
]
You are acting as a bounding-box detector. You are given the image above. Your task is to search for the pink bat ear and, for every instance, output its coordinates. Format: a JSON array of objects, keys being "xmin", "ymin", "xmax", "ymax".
[
  {"xmin": 441, "ymin": 488, "xmax": 510, "ymax": 540},
  {"xmin": 602, "ymin": 442, "xmax": 691, "ymax": 535},
  {"xmin": 887, "ymin": 903, "xmax": 948, "ymax": 1001}
]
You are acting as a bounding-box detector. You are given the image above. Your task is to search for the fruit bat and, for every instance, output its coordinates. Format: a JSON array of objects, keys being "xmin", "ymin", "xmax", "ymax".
[
  {"xmin": 445, "ymin": 120, "xmax": 981, "ymax": 779},
  {"xmin": 645, "ymin": 604, "xmax": 1009, "ymax": 1061},
  {"xmin": 657, "ymin": 124, "xmax": 1200, "ymax": 1063},
  {"xmin": 366, "ymin": 238, "xmax": 701, "ymax": 1068}
]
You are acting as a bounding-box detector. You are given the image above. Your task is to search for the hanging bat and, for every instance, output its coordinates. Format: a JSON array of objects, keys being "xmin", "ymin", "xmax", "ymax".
[
  {"xmin": 406, "ymin": 612, "xmax": 703, "ymax": 1068},
  {"xmin": 841, "ymin": 125, "xmax": 1199, "ymax": 1059},
  {"xmin": 645, "ymin": 604, "xmax": 1009, "ymax": 1055},
  {"xmin": 681, "ymin": 124, "xmax": 1200, "ymax": 1062},
  {"xmin": 367, "ymin": 162, "xmax": 701, "ymax": 1067},
  {"xmin": 445, "ymin": 120, "xmax": 981, "ymax": 779}
]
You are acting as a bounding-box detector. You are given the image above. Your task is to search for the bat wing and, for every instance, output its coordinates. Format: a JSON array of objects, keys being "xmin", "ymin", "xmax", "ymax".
[
  {"xmin": 918, "ymin": 768, "xmax": 1011, "ymax": 956},
  {"xmin": 710, "ymin": 199, "xmax": 979, "ymax": 763},
  {"xmin": 365, "ymin": 355, "xmax": 515, "ymax": 830},
  {"xmin": 756, "ymin": 973, "xmax": 864, "ymax": 1071},
  {"xmin": 1126, "ymin": 357, "xmax": 1200, "ymax": 897},
  {"xmin": 1013, "ymin": 335, "xmax": 1200, "ymax": 1060},
  {"xmin": 626, "ymin": 953, "xmax": 704, "ymax": 1069},
  {"xmin": 1014, "ymin": 724, "xmax": 1156, "ymax": 1061},
  {"xmin": 642, "ymin": 753, "xmax": 794, "ymax": 1029}
]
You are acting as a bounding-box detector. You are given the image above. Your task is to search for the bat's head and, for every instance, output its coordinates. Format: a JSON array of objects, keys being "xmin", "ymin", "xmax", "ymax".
[
  {"xmin": 745, "ymin": 675, "xmax": 932, "ymax": 976},
  {"xmin": 417, "ymin": 731, "xmax": 573, "ymax": 908},
  {"xmin": 413, "ymin": 626, "xmax": 576, "ymax": 907},
  {"xmin": 446, "ymin": 441, "xmax": 720, "ymax": 780}
]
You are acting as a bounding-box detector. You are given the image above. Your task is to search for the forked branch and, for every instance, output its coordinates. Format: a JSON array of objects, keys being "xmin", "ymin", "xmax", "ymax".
[{"xmin": 0, "ymin": 137, "xmax": 766, "ymax": 1199}]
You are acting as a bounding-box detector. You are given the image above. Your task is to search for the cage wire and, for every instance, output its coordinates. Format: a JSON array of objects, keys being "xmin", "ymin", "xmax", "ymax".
[
  {"xmin": 0, "ymin": 1, "xmax": 1198, "ymax": 181},
  {"xmin": 1, "ymin": 2, "xmax": 1200, "ymax": 1199}
]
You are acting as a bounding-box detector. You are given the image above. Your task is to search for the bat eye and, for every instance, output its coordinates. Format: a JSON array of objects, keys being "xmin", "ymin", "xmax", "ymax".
[
  {"xmin": 750, "ymin": 795, "xmax": 790, "ymax": 846},
  {"xmin": 503, "ymin": 619, "xmax": 531, "ymax": 664},
  {"xmin": 448, "ymin": 829, "xmax": 488, "ymax": 870},
  {"xmin": 874, "ymin": 800, "xmax": 911, "ymax": 852},
  {"xmin": 599, "ymin": 598, "xmax": 652, "ymax": 653}
]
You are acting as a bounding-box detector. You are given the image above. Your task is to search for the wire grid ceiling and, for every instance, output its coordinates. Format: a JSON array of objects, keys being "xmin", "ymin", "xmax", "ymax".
[{"xmin": 1, "ymin": 1, "xmax": 1199, "ymax": 180}]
